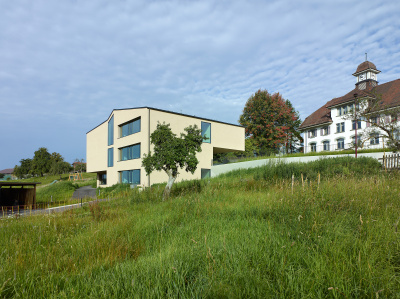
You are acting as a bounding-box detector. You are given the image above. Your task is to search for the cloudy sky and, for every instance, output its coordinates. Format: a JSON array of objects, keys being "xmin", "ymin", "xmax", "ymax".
[{"xmin": 1, "ymin": 0, "xmax": 400, "ymax": 169}]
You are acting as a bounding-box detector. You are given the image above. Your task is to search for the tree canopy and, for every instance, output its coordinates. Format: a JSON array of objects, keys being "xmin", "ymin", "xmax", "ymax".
[
  {"xmin": 239, "ymin": 90, "xmax": 302, "ymax": 153},
  {"xmin": 13, "ymin": 148, "xmax": 73, "ymax": 178},
  {"xmin": 142, "ymin": 122, "xmax": 204, "ymax": 199},
  {"xmin": 13, "ymin": 158, "xmax": 32, "ymax": 179},
  {"xmin": 32, "ymin": 147, "xmax": 52, "ymax": 177}
]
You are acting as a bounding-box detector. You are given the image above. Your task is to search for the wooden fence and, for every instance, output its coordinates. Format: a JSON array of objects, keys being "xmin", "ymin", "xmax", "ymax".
[{"xmin": 379, "ymin": 153, "xmax": 400, "ymax": 170}]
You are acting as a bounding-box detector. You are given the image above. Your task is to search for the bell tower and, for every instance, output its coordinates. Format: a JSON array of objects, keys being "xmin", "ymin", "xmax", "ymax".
[{"xmin": 352, "ymin": 55, "xmax": 380, "ymax": 90}]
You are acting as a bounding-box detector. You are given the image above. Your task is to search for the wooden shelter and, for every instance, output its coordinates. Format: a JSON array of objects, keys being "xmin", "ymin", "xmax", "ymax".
[{"xmin": 0, "ymin": 182, "xmax": 41, "ymax": 208}]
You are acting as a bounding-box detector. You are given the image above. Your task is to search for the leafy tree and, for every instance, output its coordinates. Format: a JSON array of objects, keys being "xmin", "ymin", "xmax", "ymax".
[
  {"xmin": 284, "ymin": 100, "xmax": 303, "ymax": 154},
  {"xmin": 343, "ymin": 92, "xmax": 400, "ymax": 152},
  {"xmin": 32, "ymin": 147, "xmax": 52, "ymax": 177},
  {"xmin": 50, "ymin": 152, "xmax": 63, "ymax": 163},
  {"xmin": 142, "ymin": 122, "xmax": 204, "ymax": 199},
  {"xmin": 0, "ymin": 173, "xmax": 4, "ymax": 179},
  {"xmin": 49, "ymin": 153, "xmax": 72, "ymax": 179},
  {"xmin": 239, "ymin": 90, "xmax": 302, "ymax": 154},
  {"xmin": 51, "ymin": 161, "xmax": 72, "ymax": 179},
  {"xmin": 13, "ymin": 158, "xmax": 32, "ymax": 179}
]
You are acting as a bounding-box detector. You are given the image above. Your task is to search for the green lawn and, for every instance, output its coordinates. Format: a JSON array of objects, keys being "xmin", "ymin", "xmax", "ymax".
[{"xmin": 0, "ymin": 157, "xmax": 399, "ymax": 297}]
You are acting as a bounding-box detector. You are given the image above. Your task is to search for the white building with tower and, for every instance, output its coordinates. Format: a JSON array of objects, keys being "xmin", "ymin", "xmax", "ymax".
[{"xmin": 300, "ymin": 59, "xmax": 400, "ymax": 153}]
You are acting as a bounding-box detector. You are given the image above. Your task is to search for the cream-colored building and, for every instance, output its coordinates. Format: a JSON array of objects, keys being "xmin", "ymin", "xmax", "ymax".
[{"xmin": 86, "ymin": 107, "xmax": 245, "ymax": 187}]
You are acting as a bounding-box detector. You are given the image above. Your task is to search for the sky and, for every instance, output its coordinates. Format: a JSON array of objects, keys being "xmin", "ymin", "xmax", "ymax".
[{"xmin": 1, "ymin": 0, "xmax": 400, "ymax": 169}]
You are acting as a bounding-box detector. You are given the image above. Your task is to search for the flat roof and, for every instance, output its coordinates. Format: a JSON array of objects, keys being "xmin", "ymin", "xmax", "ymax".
[
  {"xmin": 87, "ymin": 106, "xmax": 244, "ymax": 134},
  {"xmin": 0, "ymin": 182, "xmax": 41, "ymax": 187}
]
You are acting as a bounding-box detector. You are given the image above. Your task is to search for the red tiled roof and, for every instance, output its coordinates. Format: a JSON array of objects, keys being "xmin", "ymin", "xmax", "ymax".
[
  {"xmin": 300, "ymin": 78, "xmax": 400, "ymax": 130},
  {"xmin": 354, "ymin": 61, "xmax": 377, "ymax": 74},
  {"xmin": 299, "ymin": 101, "xmax": 333, "ymax": 130}
]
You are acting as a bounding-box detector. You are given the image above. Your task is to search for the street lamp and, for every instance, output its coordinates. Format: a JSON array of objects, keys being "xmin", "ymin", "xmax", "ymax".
[{"xmin": 354, "ymin": 93, "xmax": 358, "ymax": 158}]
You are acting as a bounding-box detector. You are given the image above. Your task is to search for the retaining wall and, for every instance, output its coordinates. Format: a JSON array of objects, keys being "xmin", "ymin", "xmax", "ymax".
[{"xmin": 211, "ymin": 152, "xmax": 390, "ymax": 177}]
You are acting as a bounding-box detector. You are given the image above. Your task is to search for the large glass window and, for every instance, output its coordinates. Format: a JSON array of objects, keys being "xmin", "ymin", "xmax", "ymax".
[
  {"xmin": 100, "ymin": 173, "xmax": 107, "ymax": 185},
  {"xmin": 108, "ymin": 148, "xmax": 113, "ymax": 167},
  {"xmin": 108, "ymin": 115, "xmax": 114, "ymax": 146},
  {"xmin": 120, "ymin": 144, "xmax": 140, "ymax": 161},
  {"xmin": 201, "ymin": 122, "xmax": 211, "ymax": 143},
  {"xmin": 120, "ymin": 118, "xmax": 141, "ymax": 138},
  {"xmin": 310, "ymin": 143, "xmax": 317, "ymax": 152},
  {"xmin": 337, "ymin": 138, "xmax": 345, "ymax": 149},
  {"xmin": 120, "ymin": 169, "xmax": 140, "ymax": 185}
]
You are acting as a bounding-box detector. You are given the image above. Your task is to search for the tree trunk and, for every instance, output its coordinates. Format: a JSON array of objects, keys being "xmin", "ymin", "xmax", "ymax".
[{"xmin": 163, "ymin": 174, "xmax": 176, "ymax": 200}]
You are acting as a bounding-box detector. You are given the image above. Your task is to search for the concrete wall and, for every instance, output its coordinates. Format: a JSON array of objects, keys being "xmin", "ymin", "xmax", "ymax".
[{"xmin": 211, "ymin": 152, "xmax": 388, "ymax": 177}]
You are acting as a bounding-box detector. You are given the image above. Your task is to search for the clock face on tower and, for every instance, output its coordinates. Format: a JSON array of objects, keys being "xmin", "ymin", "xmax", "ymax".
[
  {"xmin": 359, "ymin": 74, "xmax": 365, "ymax": 81},
  {"xmin": 371, "ymin": 73, "xmax": 376, "ymax": 80}
]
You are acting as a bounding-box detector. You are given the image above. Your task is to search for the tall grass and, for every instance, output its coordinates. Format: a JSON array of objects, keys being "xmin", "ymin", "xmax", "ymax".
[
  {"xmin": 0, "ymin": 157, "xmax": 399, "ymax": 297},
  {"xmin": 217, "ymin": 147, "xmax": 389, "ymax": 165}
]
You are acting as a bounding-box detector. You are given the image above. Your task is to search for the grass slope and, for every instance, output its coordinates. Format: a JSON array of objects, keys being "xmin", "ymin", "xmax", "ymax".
[
  {"xmin": 0, "ymin": 157, "xmax": 399, "ymax": 298},
  {"xmin": 12, "ymin": 173, "xmax": 97, "ymax": 203}
]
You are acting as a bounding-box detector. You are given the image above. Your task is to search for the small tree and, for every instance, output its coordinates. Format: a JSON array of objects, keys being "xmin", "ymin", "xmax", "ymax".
[{"xmin": 142, "ymin": 122, "xmax": 204, "ymax": 199}]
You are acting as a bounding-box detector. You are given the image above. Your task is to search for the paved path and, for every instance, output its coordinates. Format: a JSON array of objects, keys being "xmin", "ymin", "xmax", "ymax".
[
  {"xmin": 1, "ymin": 186, "xmax": 107, "ymax": 218},
  {"xmin": 72, "ymin": 185, "xmax": 97, "ymax": 199}
]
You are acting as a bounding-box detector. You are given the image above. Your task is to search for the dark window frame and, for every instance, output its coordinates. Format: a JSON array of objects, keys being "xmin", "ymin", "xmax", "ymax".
[
  {"xmin": 108, "ymin": 115, "xmax": 114, "ymax": 146},
  {"xmin": 119, "ymin": 117, "xmax": 141, "ymax": 138},
  {"xmin": 119, "ymin": 143, "xmax": 141, "ymax": 161},
  {"xmin": 119, "ymin": 169, "xmax": 140, "ymax": 185},
  {"xmin": 108, "ymin": 148, "xmax": 114, "ymax": 167},
  {"xmin": 201, "ymin": 122, "xmax": 211, "ymax": 143}
]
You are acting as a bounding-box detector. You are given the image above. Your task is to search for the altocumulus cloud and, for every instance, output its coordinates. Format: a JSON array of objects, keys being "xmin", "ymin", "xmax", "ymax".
[{"xmin": 0, "ymin": 0, "xmax": 399, "ymax": 168}]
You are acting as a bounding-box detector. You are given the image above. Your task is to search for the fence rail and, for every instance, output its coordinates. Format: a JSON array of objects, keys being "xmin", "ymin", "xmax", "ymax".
[
  {"xmin": 379, "ymin": 153, "xmax": 400, "ymax": 170},
  {"xmin": 0, "ymin": 197, "xmax": 111, "ymax": 218}
]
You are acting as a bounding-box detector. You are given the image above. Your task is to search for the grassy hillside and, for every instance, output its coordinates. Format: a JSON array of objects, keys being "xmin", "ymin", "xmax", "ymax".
[
  {"xmin": 0, "ymin": 157, "xmax": 399, "ymax": 297},
  {"xmin": 13, "ymin": 172, "xmax": 96, "ymax": 186},
  {"xmin": 12, "ymin": 173, "xmax": 96, "ymax": 203}
]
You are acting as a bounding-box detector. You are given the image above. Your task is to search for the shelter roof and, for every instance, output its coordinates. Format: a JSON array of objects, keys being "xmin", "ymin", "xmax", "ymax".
[
  {"xmin": 0, "ymin": 182, "xmax": 41, "ymax": 187},
  {"xmin": 0, "ymin": 169, "xmax": 14, "ymax": 174}
]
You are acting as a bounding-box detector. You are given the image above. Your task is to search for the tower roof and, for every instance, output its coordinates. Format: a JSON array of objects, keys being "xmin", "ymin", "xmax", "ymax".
[{"xmin": 353, "ymin": 60, "xmax": 379, "ymax": 75}]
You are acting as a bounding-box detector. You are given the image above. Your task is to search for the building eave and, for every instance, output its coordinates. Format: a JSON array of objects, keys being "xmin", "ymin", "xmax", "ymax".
[{"xmin": 86, "ymin": 106, "xmax": 244, "ymax": 134}]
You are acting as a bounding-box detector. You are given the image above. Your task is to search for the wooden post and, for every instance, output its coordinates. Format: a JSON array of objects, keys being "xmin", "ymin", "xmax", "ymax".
[
  {"xmin": 291, "ymin": 174, "xmax": 294, "ymax": 194},
  {"xmin": 384, "ymin": 152, "xmax": 387, "ymax": 172},
  {"xmin": 301, "ymin": 173, "xmax": 304, "ymax": 191},
  {"xmin": 318, "ymin": 172, "xmax": 320, "ymax": 190}
]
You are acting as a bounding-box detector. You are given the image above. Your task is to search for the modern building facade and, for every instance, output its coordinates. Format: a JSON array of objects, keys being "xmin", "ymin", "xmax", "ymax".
[
  {"xmin": 87, "ymin": 107, "xmax": 245, "ymax": 187},
  {"xmin": 300, "ymin": 60, "xmax": 400, "ymax": 153}
]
